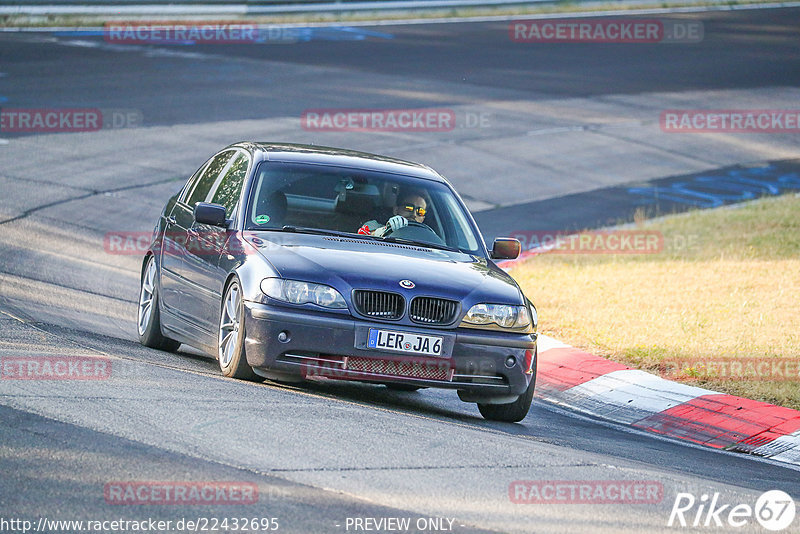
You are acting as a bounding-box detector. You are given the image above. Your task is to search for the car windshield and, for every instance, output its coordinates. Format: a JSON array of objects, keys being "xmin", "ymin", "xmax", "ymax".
[{"xmin": 246, "ymin": 160, "xmax": 484, "ymax": 255}]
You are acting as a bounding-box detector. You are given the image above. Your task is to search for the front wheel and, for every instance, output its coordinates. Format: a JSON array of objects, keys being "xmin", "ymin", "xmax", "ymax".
[
  {"xmin": 477, "ymin": 374, "xmax": 535, "ymax": 423},
  {"xmin": 138, "ymin": 256, "xmax": 180, "ymax": 352},
  {"xmin": 218, "ymin": 279, "xmax": 262, "ymax": 382}
]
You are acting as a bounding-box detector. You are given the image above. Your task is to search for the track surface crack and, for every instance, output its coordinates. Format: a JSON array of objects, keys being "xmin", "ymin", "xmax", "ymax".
[{"xmin": 0, "ymin": 175, "xmax": 183, "ymax": 226}]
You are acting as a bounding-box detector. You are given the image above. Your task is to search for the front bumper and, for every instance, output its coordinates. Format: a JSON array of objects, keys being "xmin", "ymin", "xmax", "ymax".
[{"xmin": 243, "ymin": 301, "xmax": 536, "ymax": 399}]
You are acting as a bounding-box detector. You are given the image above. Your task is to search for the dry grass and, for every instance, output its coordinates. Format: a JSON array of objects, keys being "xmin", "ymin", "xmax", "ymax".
[{"xmin": 511, "ymin": 193, "xmax": 800, "ymax": 409}]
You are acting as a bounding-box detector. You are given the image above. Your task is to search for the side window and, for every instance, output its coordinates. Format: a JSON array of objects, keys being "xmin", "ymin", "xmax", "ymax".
[
  {"xmin": 210, "ymin": 152, "xmax": 249, "ymax": 215},
  {"xmin": 185, "ymin": 151, "xmax": 234, "ymax": 207},
  {"xmin": 179, "ymin": 160, "xmax": 210, "ymax": 203}
]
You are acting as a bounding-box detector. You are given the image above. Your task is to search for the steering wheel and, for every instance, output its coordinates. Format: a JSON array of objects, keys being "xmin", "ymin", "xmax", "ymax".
[
  {"xmin": 384, "ymin": 220, "xmax": 445, "ymax": 245},
  {"xmin": 384, "ymin": 220, "xmax": 432, "ymax": 234}
]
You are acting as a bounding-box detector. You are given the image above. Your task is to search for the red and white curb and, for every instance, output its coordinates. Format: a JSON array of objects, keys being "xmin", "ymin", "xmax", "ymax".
[{"xmin": 535, "ymin": 335, "xmax": 800, "ymax": 467}]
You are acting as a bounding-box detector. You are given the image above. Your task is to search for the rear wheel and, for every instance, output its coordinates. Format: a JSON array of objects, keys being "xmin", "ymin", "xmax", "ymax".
[
  {"xmin": 138, "ymin": 256, "xmax": 180, "ymax": 352},
  {"xmin": 218, "ymin": 279, "xmax": 262, "ymax": 381}
]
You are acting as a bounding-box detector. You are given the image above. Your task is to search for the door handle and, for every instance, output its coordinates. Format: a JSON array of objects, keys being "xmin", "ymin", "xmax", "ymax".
[{"xmin": 166, "ymin": 215, "xmax": 176, "ymax": 225}]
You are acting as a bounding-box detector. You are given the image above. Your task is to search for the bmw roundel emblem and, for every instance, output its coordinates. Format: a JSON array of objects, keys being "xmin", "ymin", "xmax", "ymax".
[{"xmin": 399, "ymin": 279, "xmax": 415, "ymax": 289}]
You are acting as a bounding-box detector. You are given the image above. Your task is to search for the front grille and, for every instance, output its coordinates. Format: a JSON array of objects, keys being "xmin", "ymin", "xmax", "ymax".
[
  {"xmin": 353, "ymin": 290, "xmax": 405, "ymax": 320},
  {"xmin": 347, "ymin": 357, "xmax": 451, "ymax": 381},
  {"xmin": 280, "ymin": 353, "xmax": 452, "ymax": 382},
  {"xmin": 409, "ymin": 297, "xmax": 459, "ymax": 325}
]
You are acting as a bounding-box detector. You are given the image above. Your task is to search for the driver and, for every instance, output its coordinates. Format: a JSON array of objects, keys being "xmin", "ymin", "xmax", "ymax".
[{"xmin": 358, "ymin": 192, "xmax": 427, "ymax": 237}]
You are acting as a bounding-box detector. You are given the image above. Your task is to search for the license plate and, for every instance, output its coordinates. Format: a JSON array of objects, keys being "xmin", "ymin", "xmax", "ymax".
[{"xmin": 367, "ymin": 328, "xmax": 443, "ymax": 357}]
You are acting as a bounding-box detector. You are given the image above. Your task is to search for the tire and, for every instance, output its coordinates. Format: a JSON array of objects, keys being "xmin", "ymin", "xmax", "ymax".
[
  {"xmin": 138, "ymin": 256, "xmax": 181, "ymax": 352},
  {"xmin": 477, "ymin": 379, "xmax": 534, "ymax": 422},
  {"xmin": 218, "ymin": 278, "xmax": 263, "ymax": 382},
  {"xmin": 478, "ymin": 353, "xmax": 537, "ymax": 422},
  {"xmin": 385, "ymin": 383, "xmax": 424, "ymax": 392}
]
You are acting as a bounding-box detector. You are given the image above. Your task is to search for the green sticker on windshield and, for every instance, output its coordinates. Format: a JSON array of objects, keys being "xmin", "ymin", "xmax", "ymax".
[{"xmin": 255, "ymin": 214, "xmax": 271, "ymax": 224}]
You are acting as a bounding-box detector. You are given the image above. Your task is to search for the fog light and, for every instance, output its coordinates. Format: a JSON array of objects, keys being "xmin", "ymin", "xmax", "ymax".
[
  {"xmin": 505, "ymin": 356, "xmax": 517, "ymax": 368},
  {"xmin": 277, "ymin": 331, "xmax": 290, "ymax": 343}
]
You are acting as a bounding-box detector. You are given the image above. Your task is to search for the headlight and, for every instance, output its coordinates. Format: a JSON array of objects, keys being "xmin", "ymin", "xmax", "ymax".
[
  {"xmin": 260, "ymin": 278, "xmax": 347, "ymax": 309},
  {"xmin": 461, "ymin": 303, "xmax": 531, "ymax": 329}
]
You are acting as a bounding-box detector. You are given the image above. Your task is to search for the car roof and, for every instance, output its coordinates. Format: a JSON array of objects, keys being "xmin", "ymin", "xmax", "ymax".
[{"xmin": 231, "ymin": 142, "xmax": 447, "ymax": 184}]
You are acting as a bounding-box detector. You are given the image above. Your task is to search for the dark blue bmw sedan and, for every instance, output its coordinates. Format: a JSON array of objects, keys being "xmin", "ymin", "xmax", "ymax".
[{"xmin": 138, "ymin": 143, "xmax": 538, "ymax": 421}]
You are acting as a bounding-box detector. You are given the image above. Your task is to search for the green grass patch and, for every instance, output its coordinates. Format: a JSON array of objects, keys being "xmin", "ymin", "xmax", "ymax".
[{"xmin": 511, "ymin": 193, "xmax": 800, "ymax": 409}]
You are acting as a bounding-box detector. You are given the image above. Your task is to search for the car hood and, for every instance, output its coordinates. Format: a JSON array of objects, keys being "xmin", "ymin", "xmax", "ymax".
[{"xmin": 243, "ymin": 232, "xmax": 524, "ymax": 304}]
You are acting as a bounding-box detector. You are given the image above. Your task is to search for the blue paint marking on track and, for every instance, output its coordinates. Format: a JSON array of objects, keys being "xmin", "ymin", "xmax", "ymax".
[
  {"xmin": 627, "ymin": 165, "xmax": 800, "ymax": 208},
  {"xmin": 52, "ymin": 31, "xmax": 106, "ymax": 37},
  {"xmin": 241, "ymin": 26, "xmax": 395, "ymax": 43},
  {"xmin": 53, "ymin": 30, "xmax": 196, "ymax": 45},
  {"xmin": 474, "ymin": 159, "xmax": 800, "ymax": 242},
  {"xmin": 52, "ymin": 27, "xmax": 394, "ymax": 45}
]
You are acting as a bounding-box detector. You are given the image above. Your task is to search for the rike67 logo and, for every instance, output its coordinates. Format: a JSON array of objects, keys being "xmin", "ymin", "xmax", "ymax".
[{"xmin": 668, "ymin": 490, "xmax": 796, "ymax": 531}]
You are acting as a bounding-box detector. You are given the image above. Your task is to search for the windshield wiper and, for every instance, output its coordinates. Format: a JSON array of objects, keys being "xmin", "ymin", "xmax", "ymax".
[
  {"xmin": 280, "ymin": 225, "xmax": 342, "ymax": 236},
  {"xmin": 278, "ymin": 226, "xmax": 379, "ymax": 240},
  {"xmin": 382, "ymin": 236, "xmax": 460, "ymax": 253},
  {"xmin": 255, "ymin": 226, "xmax": 462, "ymax": 252},
  {"xmin": 252, "ymin": 226, "xmax": 348, "ymax": 237}
]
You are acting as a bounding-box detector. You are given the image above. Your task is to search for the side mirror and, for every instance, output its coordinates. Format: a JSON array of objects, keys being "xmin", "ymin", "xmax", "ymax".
[
  {"xmin": 194, "ymin": 202, "xmax": 227, "ymax": 227},
  {"xmin": 491, "ymin": 238, "xmax": 521, "ymax": 260}
]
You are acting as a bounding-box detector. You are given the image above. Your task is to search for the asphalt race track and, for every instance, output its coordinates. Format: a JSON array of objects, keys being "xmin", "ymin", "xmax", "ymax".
[{"xmin": 1, "ymin": 7, "xmax": 800, "ymax": 533}]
